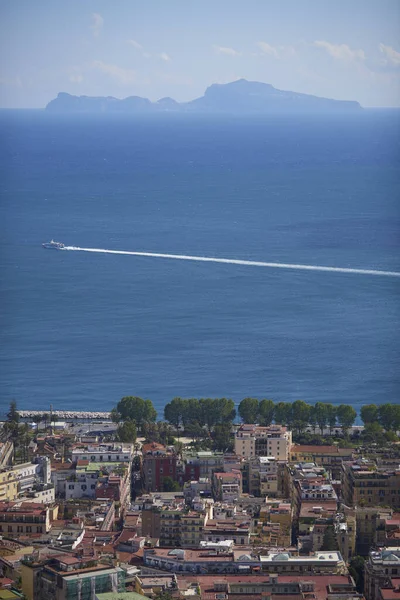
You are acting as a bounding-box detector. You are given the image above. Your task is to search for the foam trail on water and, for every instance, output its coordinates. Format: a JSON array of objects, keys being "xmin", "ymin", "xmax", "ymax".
[{"xmin": 63, "ymin": 247, "xmax": 400, "ymax": 278}]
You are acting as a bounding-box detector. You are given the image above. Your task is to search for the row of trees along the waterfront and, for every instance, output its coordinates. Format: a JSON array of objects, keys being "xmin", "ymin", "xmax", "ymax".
[
  {"xmin": 160, "ymin": 397, "xmax": 400, "ymax": 435},
  {"xmin": 237, "ymin": 398, "xmax": 400, "ymax": 434},
  {"xmin": 109, "ymin": 397, "xmax": 399, "ymax": 436}
]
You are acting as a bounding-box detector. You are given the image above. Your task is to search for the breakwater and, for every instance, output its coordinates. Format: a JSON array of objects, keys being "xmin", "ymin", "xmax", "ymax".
[{"xmin": 18, "ymin": 410, "xmax": 112, "ymax": 422}]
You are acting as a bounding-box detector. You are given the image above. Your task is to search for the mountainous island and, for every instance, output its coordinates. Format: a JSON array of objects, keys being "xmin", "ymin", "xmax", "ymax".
[{"xmin": 46, "ymin": 79, "xmax": 362, "ymax": 114}]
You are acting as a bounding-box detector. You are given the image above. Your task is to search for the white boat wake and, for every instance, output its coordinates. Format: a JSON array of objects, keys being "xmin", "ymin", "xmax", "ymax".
[{"xmin": 62, "ymin": 246, "xmax": 400, "ymax": 278}]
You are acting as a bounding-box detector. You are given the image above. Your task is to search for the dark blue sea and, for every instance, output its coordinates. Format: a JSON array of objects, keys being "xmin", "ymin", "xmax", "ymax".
[{"xmin": 1, "ymin": 110, "xmax": 399, "ymax": 418}]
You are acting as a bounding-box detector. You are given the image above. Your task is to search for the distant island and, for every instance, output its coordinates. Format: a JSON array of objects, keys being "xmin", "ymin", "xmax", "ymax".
[{"xmin": 46, "ymin": 79, "xmax": 362, "ymax": 114}]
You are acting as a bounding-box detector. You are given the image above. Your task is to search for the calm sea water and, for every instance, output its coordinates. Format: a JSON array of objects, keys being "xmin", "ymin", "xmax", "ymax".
[{"xmin": 0, "ymin": 110, "xmax": 399, "ymax": 418}]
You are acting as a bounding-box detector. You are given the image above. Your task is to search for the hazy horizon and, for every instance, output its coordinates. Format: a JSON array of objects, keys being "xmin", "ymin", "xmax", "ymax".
[{"xmin": 1, "ymin": 0, "xmax": 399, "ymax": 109}]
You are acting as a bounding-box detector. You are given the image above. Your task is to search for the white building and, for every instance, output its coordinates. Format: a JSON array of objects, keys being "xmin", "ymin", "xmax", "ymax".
[
  {"xmin": 71, "ymin": 443, "xmax": 133, "ymax": 464},
  {"xmin": 235, "ymin": 424, "xmax": 292, "ymax": 461}
]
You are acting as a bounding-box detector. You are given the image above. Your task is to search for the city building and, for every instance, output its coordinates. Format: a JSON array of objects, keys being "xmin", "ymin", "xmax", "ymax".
[
  {"xmin": 71, "ymin": 443, "xmax": 133, "ymax": 464},
  {"xmin": 183, "ymin": 451, "xmax": 224, "ymax": 481},
  {"xmin": 21, "ymin": 554, "xmax": 125, "ymax": 600},
  {"xmin": 234, "ymin": 424, "xmax": 292, "ymax": 461},
  {"xmin": 248, "ymin": 456, "xmax": 278, "ymax": 497},
  {"xmin": 142, "ymin": 443, "xmax": 177, "ymax": 492},
  {"xmin": 364, "ymin": 547, "xmax": 400, "ymax": 600},
  {"xmin": 212, "ymin": 471, "xmax": 242, "ymax": 502},
  {"xmin": 342, "ymin": 460, "xmax": 400, "ymax": 509},
  {"xmin": 0, "ymin": 501, "xmax": 58, "ymax": 536}
]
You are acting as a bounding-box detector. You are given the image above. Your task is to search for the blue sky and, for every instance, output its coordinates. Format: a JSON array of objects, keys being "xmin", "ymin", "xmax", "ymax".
[{"xmin": 1, "ymin": 0, "xmax": 400, "ymax": 108}]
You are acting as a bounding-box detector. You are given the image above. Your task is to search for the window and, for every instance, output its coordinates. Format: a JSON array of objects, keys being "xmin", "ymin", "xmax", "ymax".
[
  {"xmin": 82, "ymin": 484, "xmax": 87, "ymax": 490},
  {"xmin": 37, "ymin": 526, "xmax": 42, "ymax": 533},
  {"xmin": 91, "ymin": 456, "xmax": 96, "ymax": 461},
  {"xmin": 69, "ymin": 484, "xmax": 74, "ymax": 489},
  {"xmin": 26, "ymin": 526, "xmax": 32, "ymax": 533},
  {"xmin": 8, "ymin": 526, "xmax": 12, "ymax": 533},
  {"xmin": 91, "ymin": 484, "xmax": 96, "ymax": 489}
]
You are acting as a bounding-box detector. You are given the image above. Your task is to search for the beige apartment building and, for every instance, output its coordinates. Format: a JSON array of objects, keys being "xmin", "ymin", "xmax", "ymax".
[{"xmin": 234, "ymin": 424, "xmax": 292, "ymax": 461}]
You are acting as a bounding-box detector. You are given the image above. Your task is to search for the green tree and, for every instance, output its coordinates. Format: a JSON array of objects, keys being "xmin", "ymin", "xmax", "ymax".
[
  {"xmin": 182, "ymin": 398, "xmax": 201, "ymax": 427},
  {"xmin": 362, "ymin": 422, "xmax": 385, "ymax": 444},
  {"xmin": 32, "ymin": 414, "xmax": 42, "ymax": 434},
  {"xmin": 336, "ymin": 405, "xmax": 357, "ymax": 436},
  {"xmin": 378, "ymin": 404, "xmax": 400, "ymax": 432},
  {"xmin": 116, "ymin": 419, "xmax": 137, "ymax": 443},
  {"xmin": 186, "ymin": 421, "xmax": 206, "ymax": 442},
  {"xmin": 212, "ymin": 423, "xmax": 233, "ymax": 452},
  {"xmin": 142, "ymin": 421, "xmax": 160, "ymax": 443},
  {"xmin": 7, "ymin": 400, "xmax": 20, "ymax": 423},
  {"xmin": 291, "ymin": 400, "xmax": 311, "ymax": 434},
  {"xmin": 315, "ymin": 402, "xmax": 328, "ymax": 434},
  {"xmin": 274, "ymin": 402, "xmax": 292, "ymax": 426},
  {"xmin": 42, "ymin": 413, "xmax": 49, "ymax": 432},
  {"xmin": 325, "ymin": 404, "xmax": 337, "ymax": 434},
  {"xmin": 308, "ymin": 408, "xmax": 318, "ymax": 434},
  {"xmin": 349, "ymin": 556, "xmax": 365, "ymax": 593},
  {"xmin": 164, "ymin": 397, "xmax": 184, "ymax": 429},
  {"xmin": 321, "ymin": 525, "xmax": 338, "ymax": 551},
  {"xmin": 215, "ymin": 398, "xmax": 236, "ymax": 423},
  {"xmin": 238, "ymin": 398, "xmax": 259, "ymax": 423},
  {"xmin": 360, "ymin": 404, "xmax": 379, "ymax": 426},
  {"xmin": 110, "ymin": 408, "xmax": 121, "ymax": 424},
  {"xmin": 154, "ymin": 591, "xmax": 175, "ymax": 600},
  {"xmin": 162, "ymin": 476, "xmax": 181, "ymax": 492},
  {"xmin": 116, "ymin": 396, "xmax": 157, "ymax": 428},
  {"xmin": 258, "ymin": 399, "xmax": 275, "ymax": 426}
]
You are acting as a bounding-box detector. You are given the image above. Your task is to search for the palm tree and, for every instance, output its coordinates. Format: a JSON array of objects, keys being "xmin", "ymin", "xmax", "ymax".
[
  {"xmin": 43, "ymin": 414, "xmax": 49, "ymax": 432},
  {"xmin": 32, "ymin": 414, "xmax": 42, "ymax": 435}
]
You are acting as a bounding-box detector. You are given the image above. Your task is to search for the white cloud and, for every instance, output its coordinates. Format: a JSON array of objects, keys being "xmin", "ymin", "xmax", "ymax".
[
  {"xmin": 214, "ymin": 45, "xmax": 241, "ymax": 57},
  {"xmin": 127, "ymin": 39, "xmax": 143, "ymax": 50},
  {"xmin": 313, "ymin": 40, "xmax": 365, "ymax": 61},
  {"xmin": 91, "ymin": 13, "xmax": 104, "ymax": 37},
  {"xmin": 257, "ymin": 41, "xmax": 279, "ymax": 58},
  {"xmin": 92, "ymin": 61, "xmax": 137, "ymax": 85},
  {"xmin": 126, "ymin": 40, "xmax": 170, "ymax": 61},
  {"xmin": 256, "ymin": 42, "xmax": 296, "ymax": 59},
  {"xmin": 379, "ymin": 43, "xmax": 400, "ymax": 67}
]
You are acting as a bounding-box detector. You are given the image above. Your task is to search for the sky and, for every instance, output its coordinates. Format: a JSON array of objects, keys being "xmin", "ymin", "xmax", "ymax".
[{"xmin": 1, "ymin": 0, "xmax": 400, "ymax": 108}]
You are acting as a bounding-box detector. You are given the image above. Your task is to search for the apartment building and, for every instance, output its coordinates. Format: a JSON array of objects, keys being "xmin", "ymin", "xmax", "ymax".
[
  {"xmin": 257, "ymin": 501, "xmax": 292, "ymax": 546},
  {"xmin": 203, "ymin": 518, "xmax": 251, "ymax": 545},
  {"xmin": 183, "ymin": 451, "xmax": 225, "ymax": 481},
  {"xmin": 212, "ymin": 471, "xmax": 242, "ymax": 502},
  {"xmin": 234, "ymin": 424, "xmax": 292, "ymax": 461},
  {"xmin": 142, "ymin": 443, "xmax": 177, "ymax": 492},
  {"xmin": 143, "ymin": 547, "xmax": 346, "ymax": 575},
  {"xmin": 176, "ymin": 573, "xmax": 362, "ymax": 600},
  {"xmin": 248, "ymin": 456, "xmax": 278, "ymax": 497},
  {"xmin": 0, "ymin": 501, "xmax": 57, "ymax": 535},
  {"xmin": 342, "ymin": 460, "xmax": 400, "ymax": 509},
  {"xmin": 181, "ymin": 511, "xmax": 209, "ymax": 548},
  {"xmin": 291, "ymin": 445, "xmax": 354, "ymax": 479},
  {"xmin": 364, "ymin": 547, "xmax": 400, "ymax": 600},
  {"xmin": 21, "ymin": 554, "xmax": 125, "ymax": 600},
  {"xmin": 71, "ymin": 443, "xmax": 133, "ymax": 464}
]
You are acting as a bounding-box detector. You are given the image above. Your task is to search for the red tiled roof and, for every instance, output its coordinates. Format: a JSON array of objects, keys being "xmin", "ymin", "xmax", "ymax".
[{"xmin": 291, "ymin": 445, "xmax": 353, "ymax": 454}]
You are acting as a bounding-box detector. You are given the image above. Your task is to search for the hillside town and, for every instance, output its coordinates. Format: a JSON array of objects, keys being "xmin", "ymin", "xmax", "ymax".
[{"xmin": 0, "ymin": 399, "xmax": 399, "ymax": 600}]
